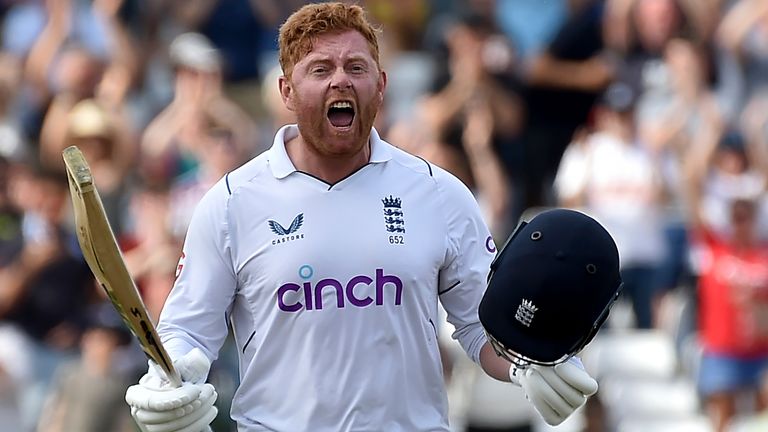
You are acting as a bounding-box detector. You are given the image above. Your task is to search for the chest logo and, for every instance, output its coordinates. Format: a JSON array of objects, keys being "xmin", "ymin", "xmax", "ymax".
[
  {"xmin": 382, "ymin": 195, "xmax": 405, "ymax": 233},
  {"xmin": 269, "ymin": 213, "xmax": 305, "ymax": 245}
]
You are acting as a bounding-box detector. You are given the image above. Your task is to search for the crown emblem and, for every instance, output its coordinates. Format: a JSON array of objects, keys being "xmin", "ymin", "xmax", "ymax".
[
  {"xmin": 382, "ymin": 195, "xmax": 402, "ymax": 208},
  {"xmin": 382, "ymin": 195, "xmax": 405, "ymax": 234},
  {"xmin": 515, "ymin": 298, "xmax": 538, "ymax": 327}
]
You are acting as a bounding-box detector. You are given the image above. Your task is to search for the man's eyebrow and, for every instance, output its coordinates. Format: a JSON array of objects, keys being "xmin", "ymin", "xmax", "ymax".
[
  {"xmin": 303, "ymin": 53, "xmax": 372, "ymax": 64},
  {"xmin": 345, "ymin": 55, "xmax": 372, "ymax": 63}
]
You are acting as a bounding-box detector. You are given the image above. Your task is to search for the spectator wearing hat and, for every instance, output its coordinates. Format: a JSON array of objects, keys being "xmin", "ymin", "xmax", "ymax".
[
  {"xmin": 555, "ymin": 81, "xmax": 667, "ymax": 329},
  {"xmin": 39, "ymin": 98, "xmax": 135, "ymax": 234},
  {"xmin": 140, "ymin": 31, "xmax": 256, "ymax": 186}
]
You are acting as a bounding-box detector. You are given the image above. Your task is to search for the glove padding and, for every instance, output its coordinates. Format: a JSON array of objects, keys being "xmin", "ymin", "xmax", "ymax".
[
  {"xmin": 514, "ymin": 357, "xmax": 598, "ymax": 426},
  {"xmin": 125, "ymin": 348, "xmax": 218, "ymax": 432}
]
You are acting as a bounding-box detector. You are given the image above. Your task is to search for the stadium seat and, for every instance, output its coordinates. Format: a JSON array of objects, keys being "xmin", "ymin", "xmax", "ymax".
[{"xmin": 581, "ymin": 329, "xmax": 679, "ymax": 380}]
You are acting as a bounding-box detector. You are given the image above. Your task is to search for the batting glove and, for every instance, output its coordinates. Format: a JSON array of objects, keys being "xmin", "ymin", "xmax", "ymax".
[
  {"xmin": 512, "ymin": 357, "xmax": 598, "ymax": 426},
  {"xmin": 125, "ymin": 348, "xmax": 218, "ymax": 432}
]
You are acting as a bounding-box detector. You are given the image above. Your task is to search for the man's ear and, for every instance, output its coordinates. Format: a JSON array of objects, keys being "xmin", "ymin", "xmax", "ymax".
[
  {"xmin": 378, "ymin": 70, "xmax": 387, "ymax": 98},
  {"xmin": 279, "ymin": 75, "xmax": 295, "ymax": 112},
  {"xmin": 377, "ymin": 70, "xmax": 387, "ymax": 105}
]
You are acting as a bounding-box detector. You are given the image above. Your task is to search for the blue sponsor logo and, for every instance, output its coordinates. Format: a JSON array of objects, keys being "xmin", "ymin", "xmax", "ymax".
[{"xmin": 269, "ymin": 213, "xmax": 305, "ymax": 245}]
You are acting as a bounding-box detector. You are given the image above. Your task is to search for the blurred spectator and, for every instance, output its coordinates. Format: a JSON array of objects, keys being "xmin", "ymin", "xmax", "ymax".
[
  {"xmin": 390, "ymin": 12, "xmax": 521, "ymax": 238},
  {"xmin": 515, "ymin": 0, "xmax": 612, "ymax": 221},
  {"xmin": 169, "ymin": 113, "xmax": 251, "ymax": 238},
  {"xmin": 163, "ymin": 0, "xmax": 304, "ymax": 118},
  {"xmin": 35, "ymin": 302, "xmax": 134, "ymax": 432},
  {"xmin": 612, "ymin": 0, "xmax": 699, "ymax": 99},
  {"xmin": 683, "ymin": 104, "xmax": 768, "ymax": 430},
  {"xmin": 717, "ymin": 0, "xmax": 768, "ymax": 118},
  {"xmin": 140, "ymin": 31, "xmax": 256, "ymax": 186},
  {"xmin": 555, "ymin": 82, "xmax": 667, "ymax": 329},
  {"xmin": 0, "ymin": 164, "xmax": 93, "ymax": 430},
  {"xmin": 637, "ymin": 38, "xmax": 724, "ymax": 318},
  {"xmin": 41, "ymin": 98, "xmax": 135, "ymax": 234},
  {"xmin": 121, "ymin": 182, "xmax": 179, "ymax": 323},
  {"xmin": 689, "ymin": 128, "xmax": 768, "ymax": 240},
  {"xmin": 6, "ymin": 0, "xmax": 139, "ymax": 142}
]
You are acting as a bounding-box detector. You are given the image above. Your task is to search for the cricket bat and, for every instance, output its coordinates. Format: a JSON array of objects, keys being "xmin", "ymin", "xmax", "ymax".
[{"xmin": 62, "ymin": 145, "xmax": 182, "ymax": 387}]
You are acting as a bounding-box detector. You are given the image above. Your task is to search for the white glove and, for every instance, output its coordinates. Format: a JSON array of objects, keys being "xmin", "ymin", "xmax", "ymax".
[
  {"xmin": 512, "ymin": 357, "xmax": 598, "ymax": 426},
  {"xmin": 125, "ymin": 348, "xmax": 218, "ymax": 432}
]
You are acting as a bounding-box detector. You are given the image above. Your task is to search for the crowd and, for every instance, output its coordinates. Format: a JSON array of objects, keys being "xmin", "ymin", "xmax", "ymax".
[{"xmin": 0, "ymin": 0, "xmax": 766, "ymax": 431}]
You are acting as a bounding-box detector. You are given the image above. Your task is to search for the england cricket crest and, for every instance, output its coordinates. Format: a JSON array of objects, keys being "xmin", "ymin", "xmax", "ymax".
[
  {"xmin": 515, "ymin": 299, "xmax": 538, "ymax": 327},
  {"xmin": 382, "ymin": 195, "xmax": 405, "ymax": 233}
]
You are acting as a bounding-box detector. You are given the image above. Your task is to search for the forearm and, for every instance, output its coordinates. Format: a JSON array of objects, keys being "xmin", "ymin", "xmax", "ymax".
[
  {"xmin": 478, "ymin": 341, "xmax": 512, "ymax": 382},
  {"xmin": 466, "ymin": 148, "xmax": 509, "ymax": 226},
  {"xmin": 24, "ymin": 22, "xmax": 66, "ymax": 92},
  {"xmin": 527, "ymin": 55, "xmax": 609, "ymax": 92}
]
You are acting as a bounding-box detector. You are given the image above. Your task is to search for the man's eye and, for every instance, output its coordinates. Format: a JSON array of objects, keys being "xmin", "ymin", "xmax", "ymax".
[
  {"xmin": 350, "ymin": 65, "xmax": 365, "ymax": 73},
  {"xmin": 311, "ymin": 67, "xmax": 327, "ymax": 74}
]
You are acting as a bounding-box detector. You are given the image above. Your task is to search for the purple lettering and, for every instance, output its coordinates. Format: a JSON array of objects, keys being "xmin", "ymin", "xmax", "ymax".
[
  {"xmin": 277, "ymin": 283, "xmax": 302, "ymax": 312},
  {"xmin": 303, "ymin": 282, "xmax": 313, "ymax": 311},
  {"xmin": 314, "ymin": 279, "xmax": 344, "ymax": 310},
  {"xmin": 278, "ymin": 270, "xmax": 403, "ymax": 312},
  {"xmin": 376, "ymin": 268, "xmax": 402, "ymax": 306},
  {"xmin": 346, "ymin": 275, "xmax": 374, "ymax": 307}
]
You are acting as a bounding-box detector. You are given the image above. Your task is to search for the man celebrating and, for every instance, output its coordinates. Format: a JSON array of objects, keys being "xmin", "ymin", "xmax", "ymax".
[{"xmin": 125, "ymin": 3, "xmax": 607, "ymax": 431}]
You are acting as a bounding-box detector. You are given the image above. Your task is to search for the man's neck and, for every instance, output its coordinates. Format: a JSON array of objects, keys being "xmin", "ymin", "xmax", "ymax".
[{"xmin": 285, "ymin": 134, "xmax": 371, "ymax": 184}]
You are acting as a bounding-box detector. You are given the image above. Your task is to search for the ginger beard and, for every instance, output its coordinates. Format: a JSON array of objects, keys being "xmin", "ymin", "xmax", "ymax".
[
  {"xmin": 295, "ymin": 87, "xmax": 382, "ymax": 158},
  {"xmin": 281, "ymin": 30, "xmax": 386, "ymax": 159}
]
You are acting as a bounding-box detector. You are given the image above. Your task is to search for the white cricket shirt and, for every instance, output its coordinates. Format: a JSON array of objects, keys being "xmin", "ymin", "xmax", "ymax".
[{"xmin": 158, "ymin": 125, "xmax": 496, "ymax": 431}]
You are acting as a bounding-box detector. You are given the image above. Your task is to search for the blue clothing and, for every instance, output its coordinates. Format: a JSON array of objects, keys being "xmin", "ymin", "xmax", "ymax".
[
  {"xmin": 494, "ymin": 0, "xmax": 567, "ymax": 58},
  {"xmin": 697, "ymin": 351, "xmax": 768, "ymax": 396}
]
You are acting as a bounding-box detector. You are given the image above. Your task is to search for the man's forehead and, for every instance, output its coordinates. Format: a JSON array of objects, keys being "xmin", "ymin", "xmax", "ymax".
[{"xmin": 302, "ymin": 30, "xmax": 374, "ymax": 62}]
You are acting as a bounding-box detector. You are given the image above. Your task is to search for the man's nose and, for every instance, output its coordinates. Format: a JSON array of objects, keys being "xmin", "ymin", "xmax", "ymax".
[{"xmin": 330, "ymin": 68, "xmax": 352, "ymax": 90}]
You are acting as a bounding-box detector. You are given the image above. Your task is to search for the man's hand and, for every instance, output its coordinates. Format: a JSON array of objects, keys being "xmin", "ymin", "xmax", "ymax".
[
  {"xmin": 513, "ymin": 357, "xmax": 598, "ymax": 426},
  {"xmin": 125, "ymin": 348, "xmax": 218, "ymax": 432}
]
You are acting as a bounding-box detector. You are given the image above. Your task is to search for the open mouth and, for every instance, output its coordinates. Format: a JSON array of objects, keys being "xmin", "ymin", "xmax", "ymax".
[{"xmin": 327, "ymin": 101, "xmax": 355, "ymax": 128}]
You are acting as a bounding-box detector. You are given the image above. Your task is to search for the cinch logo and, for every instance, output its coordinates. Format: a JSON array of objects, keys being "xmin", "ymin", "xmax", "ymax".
[
  {"xmin": 277, "ymin": 268, "xmax": 403, "ymax": 312},
  {"xmin": 269, "ymin": 213, "xmax": 305, "ymax": 245}
]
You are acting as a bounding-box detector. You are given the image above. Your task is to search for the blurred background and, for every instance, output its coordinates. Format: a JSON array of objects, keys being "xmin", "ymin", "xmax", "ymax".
[{"xmin": 0, "ymin": 0, "xmax": 767, "ymax": 431}]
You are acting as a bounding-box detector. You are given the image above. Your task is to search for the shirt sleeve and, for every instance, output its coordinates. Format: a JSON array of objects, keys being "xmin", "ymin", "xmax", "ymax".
[
  {"xmin": 156, "ymin": 178, "xmax": 238, "ymax": 364},
  {"xmin": 433, "ymin": 166, "xmax": 496, "ymax": 364}
]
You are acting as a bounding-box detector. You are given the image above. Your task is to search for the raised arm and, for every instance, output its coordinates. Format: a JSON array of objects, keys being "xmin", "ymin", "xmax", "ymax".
[
  {"xmin": 740, "ymin": 94, "xmax": 768, "ymax": 190},
  {"xmin": 24, "ymin": 0, "xmax": 70, "ymax": 96},
  {"xmin": 717, "ymin": 0, "xmax": 768, "ymax": 61},
  {"xmin": 681, "ymin": 115, "xmax": 723, "ymax": 230}
]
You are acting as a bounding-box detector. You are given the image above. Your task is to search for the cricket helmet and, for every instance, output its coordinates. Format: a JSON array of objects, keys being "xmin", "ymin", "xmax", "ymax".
[{"xmin": 479, "ymin": 208, "xmax": 622, "ymax": 366}]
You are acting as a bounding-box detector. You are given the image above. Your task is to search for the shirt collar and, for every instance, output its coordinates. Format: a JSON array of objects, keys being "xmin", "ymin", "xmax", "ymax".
[{"xmin": 266, "ymin": 124, "xmax": 392, "ymax": 179}]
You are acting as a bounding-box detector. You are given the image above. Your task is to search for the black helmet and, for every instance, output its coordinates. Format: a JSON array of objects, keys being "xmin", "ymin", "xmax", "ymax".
[{"xmin": 479, "ymin": 208, "xmax": 623, "ymax": 366}]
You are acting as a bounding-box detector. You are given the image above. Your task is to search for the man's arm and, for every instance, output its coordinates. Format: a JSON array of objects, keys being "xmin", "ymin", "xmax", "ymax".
[{"xmin": 479, "ymin": 341, "xmax": 513, "ymax": 381}]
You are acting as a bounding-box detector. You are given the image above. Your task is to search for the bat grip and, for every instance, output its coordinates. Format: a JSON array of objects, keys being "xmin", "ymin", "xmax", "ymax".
[{"xmin": 165, "ymin": 367, "xmax": 214, "ymax": 432}]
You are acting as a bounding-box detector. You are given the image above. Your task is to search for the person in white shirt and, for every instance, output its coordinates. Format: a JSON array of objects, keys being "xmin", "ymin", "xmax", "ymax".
[{"xmin": 124, "ymin": 3, "xmax": 599, "ymax": 432}]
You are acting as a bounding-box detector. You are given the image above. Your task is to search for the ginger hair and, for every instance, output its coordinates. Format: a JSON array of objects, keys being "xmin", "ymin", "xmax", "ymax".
[{"xmin": 278, "ymin": 2, "xmax": 381, "ymax": 78}]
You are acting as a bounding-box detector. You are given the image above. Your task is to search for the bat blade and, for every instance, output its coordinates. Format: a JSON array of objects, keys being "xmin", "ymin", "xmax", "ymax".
[{"xmin": 62, "ymin": 146, "xmax": 181, "ymax": 386}]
